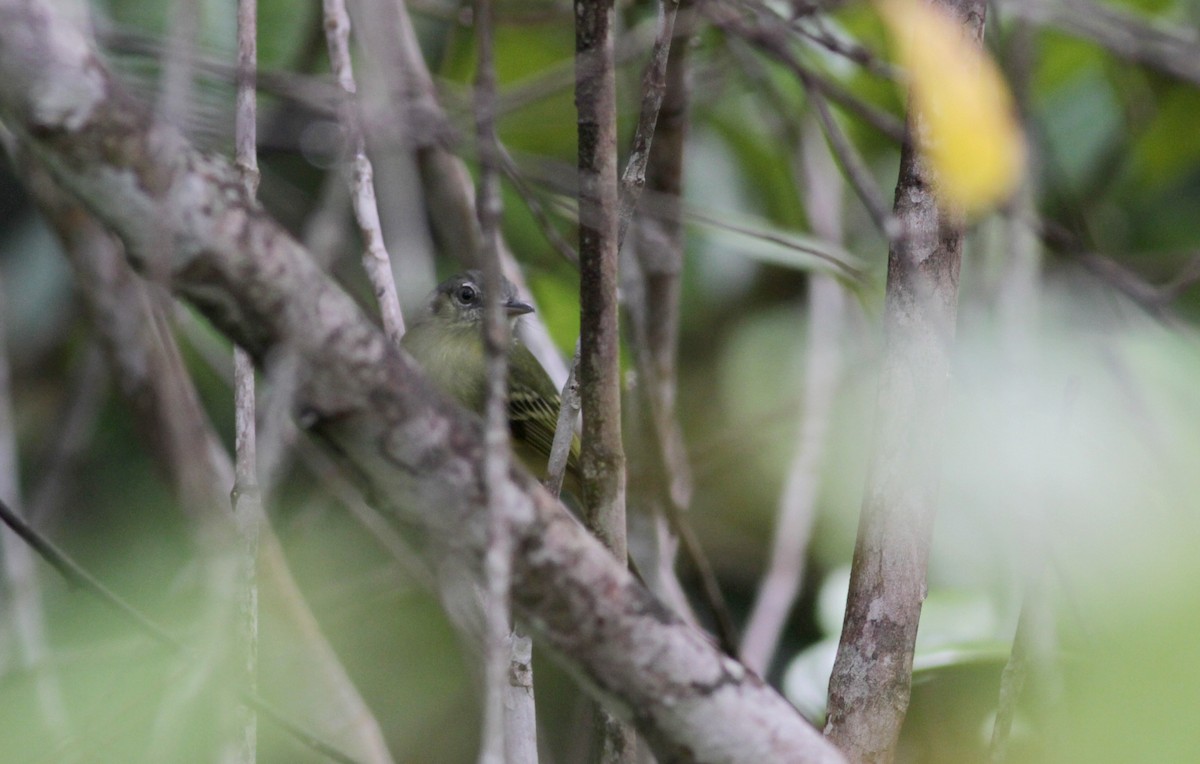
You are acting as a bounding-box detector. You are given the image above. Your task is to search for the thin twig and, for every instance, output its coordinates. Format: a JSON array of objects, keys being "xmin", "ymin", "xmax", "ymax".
[
  {"xmin": 233, "ymin": 4, "xmax": 262, "ymax": 760},
  {"xmin": 1007, "ymin": 0, "xmax": 1200, "ymax": 87},
  {"xmin": 235, "ymin": 0, "xmax": 261, "ymax": 194},
  {"xmin": 0, "ymin": 498, "xmax": 183, "ymax": 648},
  {"xmin": 803, "ymin": 79, "xmax": 897, "ymax": 239},
  {"xmin": 231, "ymin": 343, "xmax": 261, "ymax": 764},
  {"xmin": 617, "ymin": 0, "xmax": 681, "ymax": 247},
  {"xmin": 545, "ymin": 341, "xmax": 582, "ymax": 498},
  {"xmin": 707, "ymin": 10, "xmax": 897, "ymax": 237},
  {"xmin": 621, "ymin": 0, "xmax": 700, "ymax": 629},
  {"xmin": 783, "ymin": 63, "xmax": 905, "ymax": 144},
  {"xmin": 498, "ymin": 143, "xmax": 580, "ymax": 266},
  {"xmin": 322, "ymin": 0, "xmax": 407, "ymax": 346},
  {"xmin": 796, "ymin": 17, "xmax": 899, "ymax": 81},
  {"xmin": 510, "ymin": 153, "xmax": 867, "ymax": 280},
  {"xmin": 620, "ymin": 0, "xmax": 739, "ymax": 655}
]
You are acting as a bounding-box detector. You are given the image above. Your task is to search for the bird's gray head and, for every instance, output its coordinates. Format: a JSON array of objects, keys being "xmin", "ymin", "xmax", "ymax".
[{"xmin": 425, "ymin": 270, "xmax": 534, "ymax": 328}]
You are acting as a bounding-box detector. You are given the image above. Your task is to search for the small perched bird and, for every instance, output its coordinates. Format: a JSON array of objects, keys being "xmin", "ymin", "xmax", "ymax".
[{"xmin": 401, "ymin": 271, "xmax": 580, "ymax": 492}]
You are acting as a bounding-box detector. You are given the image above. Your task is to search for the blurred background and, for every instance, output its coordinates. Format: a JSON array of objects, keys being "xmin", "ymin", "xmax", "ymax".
[{"xmin": 1, "ymin": 0, "xmax": 1200, "ymax": 761}]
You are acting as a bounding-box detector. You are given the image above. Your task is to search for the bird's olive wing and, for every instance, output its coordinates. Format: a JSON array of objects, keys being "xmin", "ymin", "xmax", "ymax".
[{"xmin": 508, "ymin": 346, "xmax": 580, "ymax": 477}]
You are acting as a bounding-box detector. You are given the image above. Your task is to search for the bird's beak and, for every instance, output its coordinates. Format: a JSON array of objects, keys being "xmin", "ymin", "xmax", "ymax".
[{"xmin": 505, "ymin": 298, "xmax": 535, "ymax": 317}]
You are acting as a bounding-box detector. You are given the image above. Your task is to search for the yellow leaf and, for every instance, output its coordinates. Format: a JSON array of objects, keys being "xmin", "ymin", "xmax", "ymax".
[{"xmin": 878, "ymin": 0, "xmax": 1025, "ymax": 215}]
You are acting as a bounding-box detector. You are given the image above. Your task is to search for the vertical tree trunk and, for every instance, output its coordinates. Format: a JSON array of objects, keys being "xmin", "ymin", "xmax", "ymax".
[
  {"xmin": 576, "ymin": 0, "xmax": 634, "ymax": 759},
  {"xmin": 824, "ymin": 2, "xmax": 986, "ymax": 761}
]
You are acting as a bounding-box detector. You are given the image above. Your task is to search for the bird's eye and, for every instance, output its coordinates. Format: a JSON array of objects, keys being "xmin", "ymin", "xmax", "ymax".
[{"xmin": 456, "ymin": 285, "xmax": 477, "ymax": 305}]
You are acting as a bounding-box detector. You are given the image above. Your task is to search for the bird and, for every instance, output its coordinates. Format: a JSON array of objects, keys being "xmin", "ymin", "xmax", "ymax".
[
  {"xmin": 401, "ymin": 270, "xmax": 581, "ymax": 494},
  {"xmin": 405, "ymin": 273, "xmax": 699, "ymax": 616}
]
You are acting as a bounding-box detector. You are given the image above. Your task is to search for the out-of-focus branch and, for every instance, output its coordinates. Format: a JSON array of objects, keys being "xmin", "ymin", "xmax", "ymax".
[
  {"xmin": 620, "ymin": 0, "xmax": 738, "ymax": 655},
  {"xmin": 1007, "ymin": 0, "xmax": 1200, "ymax": 87},
  {"xmin": 741, "ymin": 117, "xmax": 845, "ymax": 676},
  {"xmin": 157, "ymin": 0, "xmax": 199, "ymax": 129},
  {"xmin": 823, "ymin": 0, "xmax": 981, "ymax": 759},
  {"xmin": 707, "ymin": 7, "xmax": 896, "ymax": 238},
  {"xmin": 617, "ymin": 0, "xmax": 681, "ymax": 244},
  {"xmin": 474, "ymin": 0, "xmax": 537, "ymax": 759},
  {"xmin": 0, "ymin": 5, "xmax": 845, "ymax": 759},
  {"xmin": 988, "ymin": 575, "xmax": 1035, "ymax": 763}
]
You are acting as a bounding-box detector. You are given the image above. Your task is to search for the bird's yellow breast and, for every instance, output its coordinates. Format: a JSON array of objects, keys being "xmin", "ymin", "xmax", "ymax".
[{"xmin": 401, "ymin": 322, "xmax": 487, "ymax": 412}]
